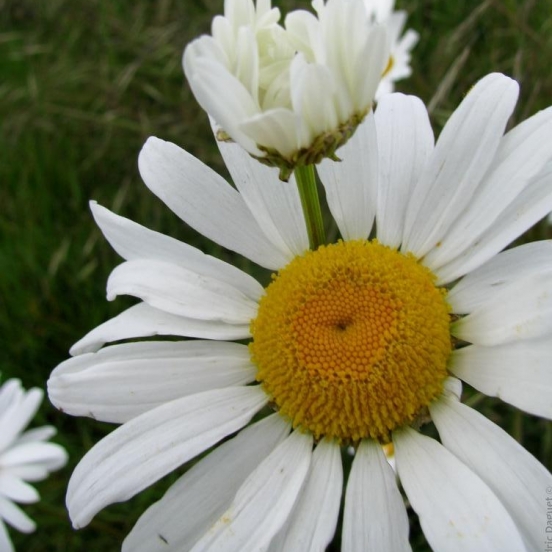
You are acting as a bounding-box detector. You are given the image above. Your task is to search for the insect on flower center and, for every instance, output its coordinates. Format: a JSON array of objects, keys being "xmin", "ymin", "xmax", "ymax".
[{"xmin": 249, "ymin": 240, "xmax": 451, "ymax": 443}]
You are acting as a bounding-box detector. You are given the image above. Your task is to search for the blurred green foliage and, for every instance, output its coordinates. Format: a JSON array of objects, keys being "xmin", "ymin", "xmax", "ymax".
[{"xmin": 0, "ymin": 0, "xmax": 551, "ymax": 550}]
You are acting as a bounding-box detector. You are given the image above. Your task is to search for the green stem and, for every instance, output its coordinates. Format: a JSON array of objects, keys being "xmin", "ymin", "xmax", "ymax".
[{"xmin": 294, "ymin": 164, "xmax": 326, "ymax": 250}]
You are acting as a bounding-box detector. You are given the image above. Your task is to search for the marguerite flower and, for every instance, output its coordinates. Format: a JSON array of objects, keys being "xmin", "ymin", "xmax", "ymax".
[
  {"xmin": 0, "ymin": 379, "xmax": 68, "ymax": 552},
  {"xmin": 49, "ymin": 72, "xmax": 552, "ymax": 551},
  {"xmin": 183, "ymin": 0, "xmax": 389, "ymax": 180},
  {"xmin": 363, "ymin": 0, "xmax": 419, "ymax": 98}
]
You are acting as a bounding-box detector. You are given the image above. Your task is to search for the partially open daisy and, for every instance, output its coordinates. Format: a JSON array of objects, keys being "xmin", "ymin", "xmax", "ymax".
[
  {"xmin": 363, "ymin": 0, "xmax": 419, "ymax": 98},
  {"xmin": 0, "ymin": 379, "xmax": 68, "ymax": 552},
  {"xmin": 49, "ymin": 73, "xmax": 552, "ymax": 551},
  {"xmin": 183, "ymin": 0, "xmax": 389, "ymax": 180}
]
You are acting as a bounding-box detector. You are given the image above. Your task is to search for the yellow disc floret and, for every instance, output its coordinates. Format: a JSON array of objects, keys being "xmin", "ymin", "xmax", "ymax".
[
  {"xmin": 382, "ymin": 55, "xmax": 395, "ymax": 78},
  {"xmin": 249, "ymin": 240, "xmax": 451, "ymax": 443}
]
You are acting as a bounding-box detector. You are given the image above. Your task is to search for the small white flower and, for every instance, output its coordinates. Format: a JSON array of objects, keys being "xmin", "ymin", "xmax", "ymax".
[
  {"xmin": 183, "ymin": 0, "xmax": 389, "ymax": 179},
  {"xmin": 0, "ymin": 379, "xmax": 68, "ymax": 552},
  {"xmin": 49, "ymin": 73, "xmax": 552, "ymax": 551},
  {"xmin": 364, "ymin": 0, "xmax": 419, "ymax": 98}
]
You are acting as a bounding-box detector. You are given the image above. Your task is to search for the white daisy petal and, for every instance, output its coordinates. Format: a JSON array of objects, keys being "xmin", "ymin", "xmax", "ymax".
[
  {"xmin": 41, "ymin": 446, "xmax": 69, "ymax": 473},
  {"xmin": 90, "ymin": 201, "xmax": 263, "ymax": 300},
  {"xmin": 447, "ymin": 241, "xmax": 552, "ymax": 314},
  {"xmin": 0, "ymin": 520, "xmax": 14, "ymax": 552},
  {"xmin": 366, "ymin": 4, "xmax": 418, "ymax": 99},
  {"xmin": 289, "ymin": 55, "xmax": 338, "ymax": 144},
  {"xmin": 394, "ymin": 427, "xmax": 526, "ymax": 552},
  {"xmin": 69, "ymin": 302, "xmax": 250, "ymax": 356},
  {"xmin": 138, "ymin": 137, "xmax": 289, "ymax": 269},
  {"xmin": 450, "ymin": 338, "xmax": 552, "ymax": 419},
  {"xmin": 321, "ymin": 1, "xmax": 385, "ymax": 114},
  {"xmin": 402, "ymin": 73, "xmax": 519, "ymax": 257},
  {"xmin": 355, "ymin": 24, "xmax": 389, "ymax": 108},
  {"xmin": 285, "ymin": 9, "xmax": 323, "ymax": 62},
  {"xmin": 235, "ymin": 0, "xmax": 262, "ymax": 26},
  {"xmin": 375, "ymin": 79, "xmax": 393, "ymax": 98},
  {"xmin": 343, "ymin": 439, "xmax": 411, "ymax": 552},
  {"xmin": 317, "ymin": 112, "xmax": 378, "ymax": 241},
  {"xmin": 452, "ymin": 272, "xmax": 552, "ymax": 345},
  {"xmin": 0, "ymin": 389, "xmax": 42, "ymax": 454},
  {"xmin": 424, "ymin": 106, "xmax": 552, "ymax": 269},
  {"xmin": 430, "ymin": 395, "xmax": 552, "ymax": 551},
  {"xmin": 106, "ymin": 259, "xmax": 258, "ymax": 324},
  {"xmin": 435, "ymin": 159, "xmax": 552, "ymax": 284},
  {"xmin": 0, "ymin": 442, "xmax": 67, "ymax": 471},
  {"xmin": 397, "ymin": 27, "xmax": 419, "ymax": 55},
  {"xmin": 442, "ymin": 376, "xmax": 463, "ymax": 402},
  {"xmin": 4, "ymin": 466, "xmax": 49, "ymax": 483},
  {"xmin": 234, "ymin": 25, "xmax": 260, "ymax": 102},
  {"xmin": 190, "ymin": 430, "xmax": 313, "ymax": 552},
  {"xmin": 260, "ymin": 1, "xmax": 281, "ymax": 25},
  {"xmin": 0, "ymin": 380, "xmax": 22, "ymax": 417},
  {"xmin": 186, "ymin": 32, "xmax": 226, "ymax": 65},
  {"xmin": 0, "ymin": 474, "xmax": 39, "ymax": 504},
  {"xmin": 15, "ymin": 426, "xmax": 56, "ymax": 445},
  {"xmin": 269, "ymin": 439, "xmax": 342, "ymax": 552},
  {"xmin": 49, "ymin": 341, "xmax": 256, "ymax": 423},
  {"xmin": 384, "ymin": 25, "xmax": 417, "ymax": 84},
  {"xmin": 183, "ymin": 48, "xmax": 262, "ymax": 156},
  {"xmin": 0, "ymin": 496, "xmax": 35, "ymax": 534},
  {"xmin": 240, "ymin": 108, "xmax": 301, "ymax": 160},
  {"xmin": 66, "ymin": 386, "xmax": 267, "ymax": 529},
  {"xmin": 375, "ymin": 93, "xmax": 434, "ymax": 249},
  {"xmin": 213, "ymin": 121, "xmax": 309, "ymax": 258},
  {"xmin": 123, "ymin": 414, "xmax": 290, "ymax": 552}
]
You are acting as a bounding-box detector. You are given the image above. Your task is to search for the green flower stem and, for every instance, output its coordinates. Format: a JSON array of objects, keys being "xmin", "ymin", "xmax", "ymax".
[{"xmin": 294, "ymin": 164, "xmax": 326, "ymax": 250}]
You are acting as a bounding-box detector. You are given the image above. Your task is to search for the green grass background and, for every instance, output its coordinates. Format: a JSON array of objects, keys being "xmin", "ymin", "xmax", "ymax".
[{"xmin": 1, "ymin": 0, "xmax": 552, "ymax": 550}]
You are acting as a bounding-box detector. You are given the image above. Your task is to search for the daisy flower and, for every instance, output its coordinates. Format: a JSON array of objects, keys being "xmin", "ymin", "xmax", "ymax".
[
  {"xmin": 0, "ymin": 379, "xmax": 68, "ymax": 552},
  {"xmin": 363, "ymin": 0, "xmax": 419, "ymax": 98},
  {"xmin": 183, "ymin": 0, "xmax": 389, "ymax": 180},
  {"xmin": 49, "ymin": 72, "xmax": 552, "ymax": 551}
]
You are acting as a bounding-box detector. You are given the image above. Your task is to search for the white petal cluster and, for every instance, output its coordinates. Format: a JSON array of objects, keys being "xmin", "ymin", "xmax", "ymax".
[
  {"xmin": 48, "ymin": 73, "xmax": 552, "ymax": 551},
  {"xmin": 0, "ymin": 379, "xmax": 67, "ymax": 551},
  {"xmin": 184, "ymin": 0, "xmax": 389, "ymax": 178},
  {"xmin": 363, "ymin": 0, "xmax": 419, "ymax": 98}
]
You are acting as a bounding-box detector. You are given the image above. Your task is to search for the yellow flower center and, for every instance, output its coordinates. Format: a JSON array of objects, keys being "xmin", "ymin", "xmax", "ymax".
[
  {"xmin": 249, "ymin": 240, "xmax": 451, "ymax": 443},
  {"xmin": 382, "ymin": 55, "xmax": 395, "ymax": 78}
]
